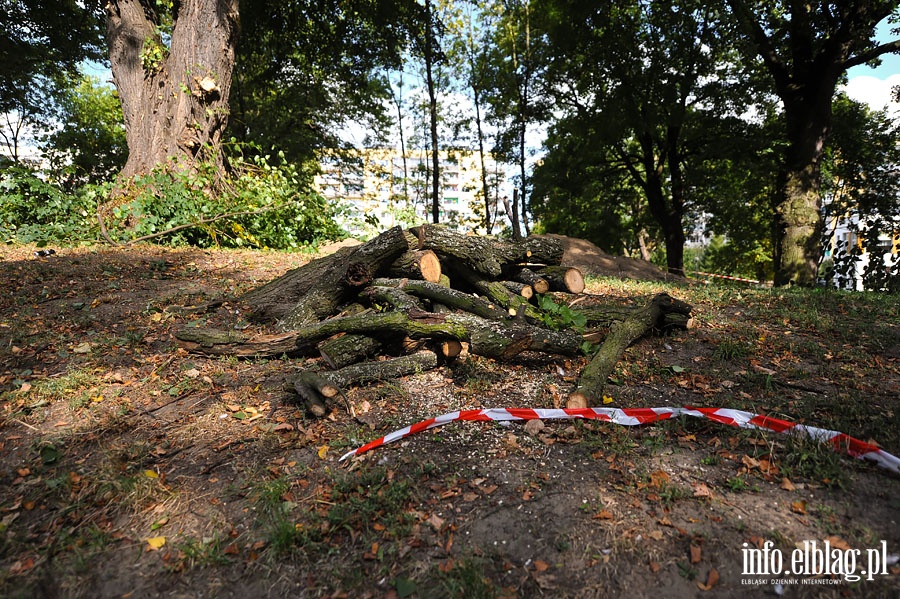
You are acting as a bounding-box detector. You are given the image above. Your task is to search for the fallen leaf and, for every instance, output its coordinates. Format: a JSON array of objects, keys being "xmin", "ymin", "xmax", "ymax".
[
  {"xmin": 524, "ymin": 419, "xmax": 545, "ymax": 436},
  {"xmin": 602, "ymin": 395, "xmax": 614, "ymax": 404},
  {"xmin": 690, "ymin": 544, "xmax": 702, "ymax": 564},
  {"xmin": 780, "ymin": 477, "xmax": 796, "ymax": 491},
  {"xmin": 650, "ymin": 470, "xmax": 670, "ymax": 488},
  {"xmin": 146, "ymin": 536, "xmax": 166, "ymax": 551},
  {"xmin": 697, "ymin": 567, "xmax": 719, "ymax": 591},
  {"xmin": 8, "ymin": 556, "xmax": 35, "ymax": 575},
  {"xmin": 741, "ymin": 455, "xmax": 760, "ymax": 469},
  {"xmin": 748, "ymin": 536, "xmax": 765, "ymax": 549},
  {"xmin": 593, "ymin": 510, "xmax": 614, "ymax": 520},
  {"xmin": 533, "ymin": 559, "xmax": 550, "ymax": 572},
  {"xmin": 143, "ymin": 470, "xmax": 159, "ymax": 479},
  {"xmin": 825, "ymin": 536, "xmax": 851, "ymax": 551},
  {"xmin": 426, "ymin": 513, "xmax": 445, "ymax": 531},
  {"xmin": 692, "ymin": 483, "xmax": 713, "ymax": 498},
  {"xmin": 317, "ymin": 445, "xmax": 329, "ymax": 459},
  {"xmin": 649, "ymin": 561, "xmax": 660, "ymax": 573},
  {"xmin": 791, "ymin": 500, "xmax": 807, "ymax": 514},
  {"xmin": 73, "ymin": 342, "xmax": 92, "ymax": 354}
]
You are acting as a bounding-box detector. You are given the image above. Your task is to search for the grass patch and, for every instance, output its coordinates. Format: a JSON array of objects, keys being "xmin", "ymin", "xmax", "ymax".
[{"xmin": 420, "ymin": 556, "xmax": 499, "ymax": 598}]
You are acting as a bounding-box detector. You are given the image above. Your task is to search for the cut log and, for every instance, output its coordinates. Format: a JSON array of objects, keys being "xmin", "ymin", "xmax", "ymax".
[
  {"xmin": 293, "ymin": 350, "xmax": 439, "ymax": 405},
  {"xmin": 294, "ymin": 376, "xmax": 329, "ymax": 416},
  {"xmin": 175, "ymin": 329, "xmax": 300, "ymax": 358},
  {"xmin": 410, "ymin": 224, "xmax": 565, "ymax": 278},
  {"xmin": 444, "ymin": 262, "xmax": 543, "ymax": 321},
  {"xmin": 521, "ymin": 236, "xmax": 565, "ymax": 265},
  {"xmin": 437, "ymin": 339, "xmax": 463, "ymax": 360},
  {"xmin": 178, "ymin": 309, "xmax": 583, "ymax": 361},
  {"xmin": 240, "ymin": 226, "xmax": 410, "ymax": 329},
  {"xmin": 568, "ymin": 293, "xmax": 692, "ymax": 407},
  {"xmin": 372, "ymin": 278, "xmax": 510, "ymax": 321},
  {"xmin": 501, "ymin": 281, "xmax": 534, "ymax": 300},
  {"xmin": 506, "ymin": 267, "xmax": 550, "ymax": 294},
  {"xmin": 363, "ymin": 286, "xmax": 424, "ymax": 312},
  {"xmin": 387, "ymin": 249, "xmax": 442, "ymax": 283},
  {"xmin": 538, "ymin": 266, "xmax": 585, "ymax": 294},
  {"xmin": 318, "ymin": 334, "xmax": 383, "ymax": 370}
]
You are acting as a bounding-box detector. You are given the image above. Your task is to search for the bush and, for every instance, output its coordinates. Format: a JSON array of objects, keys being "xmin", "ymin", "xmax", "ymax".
[
  {"xmin": 0, "ymin": 166, "xmax": 98, "ymax": 244},
  {"xmin": 2, "ymin": 145, "xmax": 346, "ymax": 250},
  {"xmin": 103, "ymin": 147, "xmax": 345, "ymax": 249}
]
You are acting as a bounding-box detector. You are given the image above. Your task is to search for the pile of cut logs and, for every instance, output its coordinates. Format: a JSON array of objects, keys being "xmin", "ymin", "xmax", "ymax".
[{"xmin": 175, "ymin": 225, "xmax": 692, "ymax": 415}]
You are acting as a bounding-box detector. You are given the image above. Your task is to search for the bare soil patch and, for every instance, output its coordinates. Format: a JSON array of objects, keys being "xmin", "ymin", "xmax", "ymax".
[{"xmin": 1, "ymin": 242, "xmax": 897, "ymax": 598}]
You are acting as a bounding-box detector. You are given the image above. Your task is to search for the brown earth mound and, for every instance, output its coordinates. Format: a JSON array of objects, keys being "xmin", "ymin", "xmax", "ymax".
[{"xmin": 536, "ymin": 233, "xmax": 679, "ymax": 282}]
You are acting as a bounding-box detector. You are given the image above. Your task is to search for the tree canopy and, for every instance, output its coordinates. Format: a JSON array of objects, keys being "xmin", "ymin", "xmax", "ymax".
[{"xmin": 2, "ymin": 0, "xmax": 899, "ymax": 290}]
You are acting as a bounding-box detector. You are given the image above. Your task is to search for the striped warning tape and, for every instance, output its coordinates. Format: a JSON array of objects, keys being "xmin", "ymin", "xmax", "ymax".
[
  {"xmin": 339, "ymin": 406, "xmax": 900, "ymax": 475},
  {"xmin": 690, "ymin": 271, "xmax": 761, "ymax": 284}
]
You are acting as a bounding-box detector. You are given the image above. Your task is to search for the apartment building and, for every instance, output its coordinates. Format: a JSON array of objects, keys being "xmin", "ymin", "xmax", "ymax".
[{"xmin": 314, "ymin": 147, "xmax": 504, "ymax": 235}]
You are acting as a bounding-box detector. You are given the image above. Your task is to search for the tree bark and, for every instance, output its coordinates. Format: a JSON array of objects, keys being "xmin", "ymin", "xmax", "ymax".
[
  {"xmin": 240, "ymin": 226, "xmax": 410, "ymax": 328},
  {"xmin": 568, "ymin": 293, "xmax": 692, "ymax": 407},
  {"xmin": 177, "ymin": 309, "xmax": 584, "ymax": 361},
  {"xmin": 506, "ymin": 267, "xmax": 550, "ymax": 294},
  {"xmin": 386, "ymin": 249, "xmax": 442, "ymax": 283},
  {"xmin": 318, "ymin": 334, "xmax": 383, "ymax": 370},
  {"xmin": 106, "ymin": 0, "xmax": 239, "ymax": 180},
  {"xmin": 410, "ymin": 224, "xmax": 564, "ymax": 278},
  {"xmin": 536, "ymin": 266, "xmax": 585, "ymax": 294}
]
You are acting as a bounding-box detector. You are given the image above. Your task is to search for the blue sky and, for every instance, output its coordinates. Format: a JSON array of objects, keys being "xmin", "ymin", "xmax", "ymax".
[{"xmin": 843, "ymin": 19, "xmax": 900, "ymax": 115}]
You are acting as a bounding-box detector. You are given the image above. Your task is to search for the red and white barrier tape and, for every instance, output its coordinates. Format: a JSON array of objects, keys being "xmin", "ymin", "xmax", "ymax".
[
  {"xmin": 690, "ymin": 271, "xmax": 760, "ymax": 284},
  {"xmin": 339, "ymin": 406, "xmax": 900, "ymax": 475}
]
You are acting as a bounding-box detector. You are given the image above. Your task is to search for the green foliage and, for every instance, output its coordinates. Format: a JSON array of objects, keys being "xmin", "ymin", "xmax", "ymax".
[
  {"xmin": 106, "ymin": 147, "xmax": 345, "ymax": 249},
  {"xmin": 139, "ymin": 37, "xmax": 169, "ymax": 73},
  {"xmin": 229, "ymin": 0, "xmax": 421, "ymax": 165},
  {"xmin": 42, "ymin": 75, "xmax": 128, "ymax": 185},
  {"xmin": 700, "ymin": 235, "xmax": 773, "ymax": 282},
  {"xmin": 0, "ymin": 166, "xmax": 98, "ymax": 244},
  {"xmin": 821, "ymin": 95, "xmax": 900, "ymax": 292},
  {"xmin": 0, "ymin": 0, "xmax": 105, "ymax": 115},
  {"xmin": 536, "ymin": 294, "xmax": 586, "ymax": 331}
]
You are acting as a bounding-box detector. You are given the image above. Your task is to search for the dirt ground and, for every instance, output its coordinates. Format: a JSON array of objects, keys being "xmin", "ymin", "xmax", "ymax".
[{"xmin": 0, "ymin": 241, "xmax": 898, "ymax": 598}]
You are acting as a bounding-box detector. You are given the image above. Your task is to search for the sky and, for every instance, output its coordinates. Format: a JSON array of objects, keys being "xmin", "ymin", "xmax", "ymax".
[{"xmin": 842, "ymin": 20, "xmax": 900, "ymax": 116}]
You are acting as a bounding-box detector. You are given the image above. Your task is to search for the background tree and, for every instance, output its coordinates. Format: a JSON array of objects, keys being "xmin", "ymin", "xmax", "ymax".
[
  {"xmin": 488, "ymin": 0, "xmax": 545, "ymax": 240},
  {"xmin": 0, "ymin": 0, "xmax": 105, "ymax": 163},
  {"xmin": 534, "ymin": 0, "xmax": 740, "ymax": 275},
  {"xmin": 821, "ymin": 94, "xmax": 900, "ymax": 291},
  {"xmin": 230, "ymin": 0, "xmax": 418, "ymax": 166},
  {"xmin": 443, "ymin": 0, "xmax": 501, "ymax": 233},
  {"xmin": 726, "ymin": 1, "xmax": 900, "ymax": 286},
  {"xmin": 105, "ymin": 0, "xmax": 239, "ymax": 180},
  {"xmin": 41, "ymin": 76, "xmax": 128, "ymax": 187},
  {"xmin": 414, "ymin": 0, "xmax": 446, "ymax": 223},
  {"xmin": 690, "ymin": 110, "xmax": 782, "ymax": 281}
]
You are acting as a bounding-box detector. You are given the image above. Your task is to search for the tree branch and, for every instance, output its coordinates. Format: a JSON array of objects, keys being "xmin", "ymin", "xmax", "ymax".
[
  {"xmin": 103, "ymin": 206, "xmax": 276, "ymax": 246},
  {"xmin": 843, "ymin": 39, "xmax": 900, "ymax": 70}
]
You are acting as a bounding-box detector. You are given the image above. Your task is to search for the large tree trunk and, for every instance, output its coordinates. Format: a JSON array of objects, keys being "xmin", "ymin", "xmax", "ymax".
[
  {"xmin": 773, "ymin": 95, "xmax": 831, "ymax": 286},
  {"xmin": 107, "ymin": 0, "xmax": 239, "ymax": 180}
]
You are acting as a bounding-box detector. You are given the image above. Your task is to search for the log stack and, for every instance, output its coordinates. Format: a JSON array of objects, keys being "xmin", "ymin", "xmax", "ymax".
[{"xmin": 175, "ymin": 225, "xmax": 692, "ymax": 413}]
